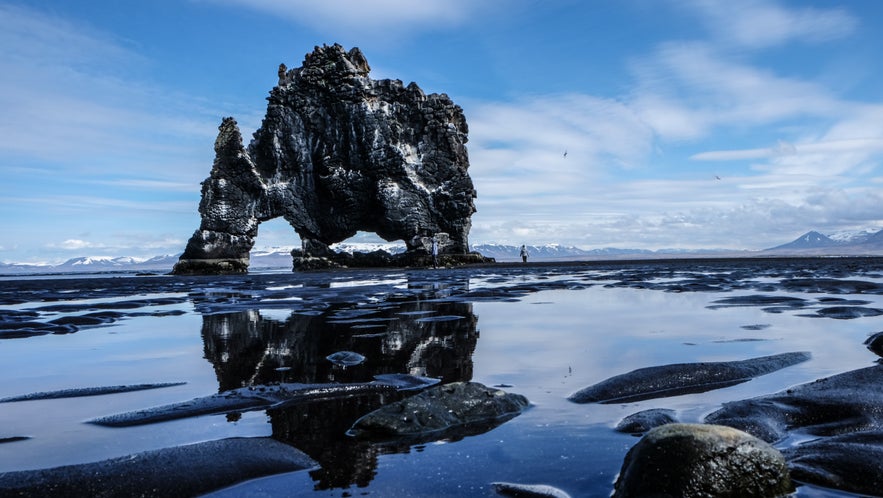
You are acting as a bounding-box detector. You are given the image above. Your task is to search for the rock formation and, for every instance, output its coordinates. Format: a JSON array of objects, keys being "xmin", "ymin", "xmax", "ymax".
[{"xmin": 174, "ymin": 44, "xmax": 485, "ymax": 274}]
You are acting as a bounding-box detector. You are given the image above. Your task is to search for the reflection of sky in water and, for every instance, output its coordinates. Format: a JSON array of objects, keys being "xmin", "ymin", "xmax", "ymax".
[{"xmin": 2, "ymin": 264, "xmax": 881, "ymax": 496}]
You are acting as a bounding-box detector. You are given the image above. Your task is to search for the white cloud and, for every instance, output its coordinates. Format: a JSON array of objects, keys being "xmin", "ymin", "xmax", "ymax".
[
  {"xmin": 686, "ymin": 0, "xmax": 858, "ymax": 49},
  {"xmin": 54, "ymin": 239, "xmax": 104, "ymax": 250},
  {"xmin": 205, "ymin": 0, "xmax": 492, "ymax": 38},
  {"xmin": 0, "ymin": 4, "xmax": 218, "ymax": 180},
  {"xmin": 629, "ymin": 42, "xmax": 845, "ymax": 142}
]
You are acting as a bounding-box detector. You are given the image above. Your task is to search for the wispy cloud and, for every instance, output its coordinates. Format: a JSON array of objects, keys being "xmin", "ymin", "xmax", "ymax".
[
  {"xmin": 629, "ymin": 41, "xmax": 844, "ymax": 140},
  {"xmin": 0, "ymin": 4, "xmax": 217, "ymax": 178},
  {"xmin": 685, "ymin": 0, "xmax": 858, "ymax": 49},
  {"xmin": 204, "ymin": 0, "xmax": 495, "ymax": 39}
]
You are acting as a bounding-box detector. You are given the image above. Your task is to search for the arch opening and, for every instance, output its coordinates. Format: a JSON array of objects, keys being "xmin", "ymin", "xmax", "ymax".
[{"xmin": 249, "ymin": 217, "xmax": 301, "ymax": 270}]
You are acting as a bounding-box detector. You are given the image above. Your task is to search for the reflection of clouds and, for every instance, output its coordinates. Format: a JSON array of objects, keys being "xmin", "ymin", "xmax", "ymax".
[{"xmin": 471, "ymin": 285, "xmax": 879, "ymax": 426}]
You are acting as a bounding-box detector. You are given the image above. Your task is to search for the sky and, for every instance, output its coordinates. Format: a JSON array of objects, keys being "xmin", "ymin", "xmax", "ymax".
[{"xmin": 3, "ymin": 0, "xmax": 883, "ymax": 263}]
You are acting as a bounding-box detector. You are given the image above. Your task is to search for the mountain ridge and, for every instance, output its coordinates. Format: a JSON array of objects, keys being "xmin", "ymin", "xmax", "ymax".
[{"xmin": 4, "ymin": 229, "xmax": 883, "ymax": 275}]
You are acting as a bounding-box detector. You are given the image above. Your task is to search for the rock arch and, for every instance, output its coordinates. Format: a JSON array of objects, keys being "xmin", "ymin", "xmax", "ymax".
[{"xmin": 173, "ymin": 44, "xmax": 482, "ymax": 274}]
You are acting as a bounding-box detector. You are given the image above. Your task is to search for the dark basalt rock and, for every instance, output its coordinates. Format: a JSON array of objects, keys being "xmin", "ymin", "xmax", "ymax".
[
  {"xmin": 347, "ymin": 381, "xmax": 529, "ymax": 441},
  {"xmin": 173, "ymin": 44, "xmax": 484, "ymax": 274},
  {"xmin": 0, "ymin": 382, "xmax": 186, "ymax": 403},
  {"xmin": 615, "ymin": 408, "xmax": 678, "ymax": 435},
  {"xmin": 705, "ymin": 364, "xmax": 883, "ymax": 443},
  {"xmin": 0, "ymin": 437, "xmax": 317, "ymax": 497},
  {"xmin": 89, "ymin": 374, "xmax": 439, "ymax": 427},
  {"xmin": 865, "ymin": 331, "xmax": 883, "ymax": 357},
  {"xmin": 784, "ymin": 430, "xmax": 883, "ymax": 496},
  {"xmin": 568, "ymin": 351, "xmax": 811, "ymax": 404},
  {"xmin": 613, "ymin": 423, "xmax": 793, "ymax": 497}
]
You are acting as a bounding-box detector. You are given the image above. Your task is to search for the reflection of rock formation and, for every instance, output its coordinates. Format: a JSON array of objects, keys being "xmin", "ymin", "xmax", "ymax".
[
  {"xmin": 174, "ymin": 44, "xmax": 480, "ymax": 274},
  {"xmin": 201, "ymin": 301, "xmax": 478, "ymax": 390},
  {"xmin": 199, "ymin": 297, "xmax": 479, "ymax": 490}
]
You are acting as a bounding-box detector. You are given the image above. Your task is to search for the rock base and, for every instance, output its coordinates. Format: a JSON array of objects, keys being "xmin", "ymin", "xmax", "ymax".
[
  {"xmin": 291, "ymin": 250, "xmax": 494, "ymax": 271},
  {"xmin": 171, "ymin": 258, "xmax": 249, "ymax": 275}
]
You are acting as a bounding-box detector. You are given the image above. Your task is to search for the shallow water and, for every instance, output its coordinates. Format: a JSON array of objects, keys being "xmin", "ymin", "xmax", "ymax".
[{"xmin": 2, "ymin": 258, "xmax": 882, "ymax": 496}]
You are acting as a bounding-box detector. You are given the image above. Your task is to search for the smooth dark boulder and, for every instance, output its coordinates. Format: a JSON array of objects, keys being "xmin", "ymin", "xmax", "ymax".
[
  {"xmin": 784, "ymin": 430, "xmax": 883, "ymax": 496},
  {"xmin": 0, "ymin": 437, "xmax": 317, "ymax": 497},
  {"xmin": 348, "ymin": 382, "xmax": 528, "ymax": 440},
  {"xmin": 615, "ymin": 408, "xmax": 678, "ymax": 434},
  {"xmin": 613, "ymin": 423, "xmax": 793, "ymax": 497},
  {"xmin": 568, "ymin": 351, "xmax": 811, "ymax": 404},
  {"xmin": 705, "ymin": 364, "xmax": 883, "ymax": 443}
]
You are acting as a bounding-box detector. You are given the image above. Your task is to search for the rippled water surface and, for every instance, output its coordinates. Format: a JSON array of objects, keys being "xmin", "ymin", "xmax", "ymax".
[{"xmin": 2, "ymin": 258, "xmax": 883, "ymax": 496}]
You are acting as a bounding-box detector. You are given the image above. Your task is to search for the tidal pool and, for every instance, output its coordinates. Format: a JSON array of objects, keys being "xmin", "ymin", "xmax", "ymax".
[{"xmin": 1, "ymin": 258, "xmax": 882, "ymax": 496}]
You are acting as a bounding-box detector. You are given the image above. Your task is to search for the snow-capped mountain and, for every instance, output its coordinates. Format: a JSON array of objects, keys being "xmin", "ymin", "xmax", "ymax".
[
  {"xmin": 58, "ymin": 256, "xmax": 147, "ymax": 268},
  {"xmin": 827, "ymin": 229, "xmax": 879, "ymax": 244},
  {"xmin": 765, "ymin": 228, "xmax": 883, "ymax": 253},
  {"xmin": 5, "ymin": 229, "xmax": 883, "ymax": 275},
  {"xmin": 766, "ymin": 231, "xmax": 838, "ymax": 251}
]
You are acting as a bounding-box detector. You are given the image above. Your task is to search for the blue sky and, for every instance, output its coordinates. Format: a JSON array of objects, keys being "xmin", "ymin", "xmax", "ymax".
[{"xmin": 3, "ymin": 0, "xmax": 883, "ymax": 263}]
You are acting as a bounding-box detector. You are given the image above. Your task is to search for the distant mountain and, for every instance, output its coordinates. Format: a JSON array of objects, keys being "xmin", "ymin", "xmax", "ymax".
[
  {"xmin": 766, "ymin": 231, "xmax": 838, "ymax": 251},
  {"xmin": 765, "ymin": 228, "xmax": 883, "ymax": 254},
  {"xmin": 467, "ymin": 243, "xmax": 735, "ymax": 261},
  {"xmin": 6, "ymin": 229, "xmax": 883, "ymax": 276},
  {"xmin": 0, "ymin": 255, "xmax": 182, "ymax": 275},
  {"xmin": 828, "ymin": 229, "xmax": 878, "ymax": 244}
]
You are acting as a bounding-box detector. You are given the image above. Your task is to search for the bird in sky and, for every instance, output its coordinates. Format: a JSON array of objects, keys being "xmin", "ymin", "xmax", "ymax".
[{"xmin": 563, "ymin": 150, "xmax": 568, "ymax": 158}]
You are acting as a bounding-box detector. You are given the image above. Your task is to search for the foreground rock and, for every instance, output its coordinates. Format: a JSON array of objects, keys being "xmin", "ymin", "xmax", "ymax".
[
  {"xmin": 705, "ymin": 364, "xmax": 883, "ymax": 443},
  {"xmin": 174, "ymin": 44, "xmax": 483, "ymax": 274},
  {"xmin": 90, "ymin": 374, "xmax": 439, "ymax": 427},
  {"xmin": 784, "ymin": 430, "xmax": 883, "ymax": 495},
  {"xmin": 0, "ymin": 437, "xmax": 317, "ymax": 497},
  {"xmin": 568, "ymin": 351, "xmax": 811, "ymax": 404},
  {"xmin": 613, "ymin": 423, "xmax": 793, "ymax": 497},
  {"xmin": 348, "ymin": 382, "xmax": 528, "ymax": 441}
]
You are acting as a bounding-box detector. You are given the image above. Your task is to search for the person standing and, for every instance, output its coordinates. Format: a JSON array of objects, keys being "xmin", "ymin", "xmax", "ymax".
[
  {"xmin": 520, "ymin": 245, "xmax": 528, "ymax": 263},
  {"xmin": 431, "ymin": 236, "xmax": 439, "ymax": 268}
]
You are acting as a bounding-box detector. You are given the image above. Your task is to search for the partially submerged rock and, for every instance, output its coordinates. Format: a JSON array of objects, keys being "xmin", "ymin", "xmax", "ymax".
[
  {"xmin": 326, "ymin": 350, "xmax": 366, "ymax": 366},
  {"xmin": 864, "ymin": 331, "xmax": 883, "ymax": 357},
  {"xmin": 348, "ymin": 381, "xmax": 528, "ymax": 441},
  {"xmin": 90, "ymin": 374, "xmax": 439, "ymax": 427},
  {"xmin": 784, "ymin": 430, "xmax": 883, "ymax": 496},
  {"xmin": 491, "ymin": 481, "xmax": 571, "ymax": 498},
  {"xmin": 0, "ymin": 437, "xmax": 317, "ymax": 497},
  {"xmin": 614, "ymin": 408, "xmax": 678, "ymax": 435},
  {"xmin": 613, "ymin": 423, "xmax": 793, "ymax": 497},
  {"xmin": 705, "ymin": 364, "xmax": 883, "ymax": 443},
  {"xmin": 0, "ymin": 382, "xmax": 186, "ymax": 403},
  {"xmin": 568, "ymin": 351, "xmax": 811, "ymax": 404}
]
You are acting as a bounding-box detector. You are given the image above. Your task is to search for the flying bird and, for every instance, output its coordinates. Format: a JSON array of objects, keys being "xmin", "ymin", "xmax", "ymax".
[{"xmin": 563, "ymin": 150, "xmax": 568, "ymax": 158}]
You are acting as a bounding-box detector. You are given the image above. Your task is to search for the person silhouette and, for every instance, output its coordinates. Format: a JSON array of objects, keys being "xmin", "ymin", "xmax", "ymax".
[
  {"xmin": 519, "ymin": 245, "xmax": 528, "ymax": 263},
  {"xmin": 431, "ymin": 236, "xmax": 439, "ymax": 268}
]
